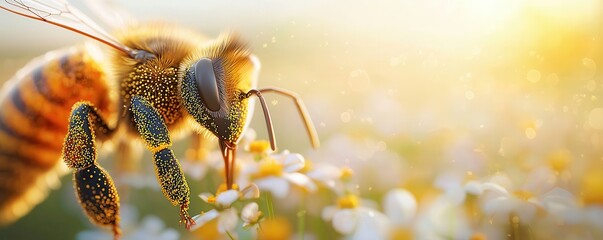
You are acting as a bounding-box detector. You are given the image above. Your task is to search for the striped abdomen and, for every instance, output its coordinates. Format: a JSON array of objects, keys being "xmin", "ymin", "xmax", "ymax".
[{"xmin": 0, "ymin": 45, "xmax": 114, "ymax": 224}]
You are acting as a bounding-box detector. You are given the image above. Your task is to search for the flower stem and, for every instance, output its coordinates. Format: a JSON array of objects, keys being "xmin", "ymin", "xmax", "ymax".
[{"xmin": 226, "ymin": 230, "xmax": 235, "ymax": 240}]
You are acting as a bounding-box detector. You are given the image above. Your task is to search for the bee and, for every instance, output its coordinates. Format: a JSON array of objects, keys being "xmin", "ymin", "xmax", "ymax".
[{"xmin": 0, "ymin": 0, "xmax": 319, "ymax": 238}]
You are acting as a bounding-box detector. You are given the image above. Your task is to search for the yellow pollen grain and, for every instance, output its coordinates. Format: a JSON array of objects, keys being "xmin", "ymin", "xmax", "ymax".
[
  {"xmin": 337, "ymin": 194, "xmax": 359, "ymax": 209},
  {"xmin": 249, "ymin": 140, "xmax": 271, "ymax": 154}
]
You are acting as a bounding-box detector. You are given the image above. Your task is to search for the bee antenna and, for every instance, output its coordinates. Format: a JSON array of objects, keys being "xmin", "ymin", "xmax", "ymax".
[
  {"xmin": 246, "ymin": 89, "xmax": 277, "ymax": 151},
  {"xmin": 257, "ymin": 87, "xmax": 320, "ymax": 149}
]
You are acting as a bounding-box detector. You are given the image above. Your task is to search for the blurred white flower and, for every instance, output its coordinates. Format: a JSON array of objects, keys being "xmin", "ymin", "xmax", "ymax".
[
  {"xmin": 434, "ymin": 172, "xmax": 482, "ymax": 205},
  {"xmin": 476, "ymin": 167, "xmax": 562, "ymax": 223},
  {"xmin": 307, "ymin": 134, "xmax": 406, "ymax": 192},
  {"xmin": 383, "ymin": 189, "xmax": 417, "ymax": 226},
  {"xmin": 190, "ymin": 184, "xmax": 260, "ymax": 233},
  {"xmin": 414, "ymin": 196, "xmax": 472, "ymax": 240},
  {"xmin": 246, "ymin": 150, "xmax": 317, "ymax": 198},
  {"xmin": 180, "ymin": 159, "xmax": 212, "ymax": 181},
  {"xmin": 76, "ymin": 205, "xmax": 179, "ymax": 240},
  {"xmin": 241, "ymin": 202, "xmax": 263, "ymax": 230},
  {"xmin": 322, "ymin": 194, "xmax": 390, "ymax": 240}
]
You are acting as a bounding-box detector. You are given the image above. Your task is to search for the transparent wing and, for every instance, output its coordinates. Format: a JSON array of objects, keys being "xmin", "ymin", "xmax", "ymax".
[
  {"xmin": 84, "ymin": 0, "xmax": 136, "ymax": 30},
  {"xmin": 0, "ymin": 0, "xmax": 135, "ymax": 56}
]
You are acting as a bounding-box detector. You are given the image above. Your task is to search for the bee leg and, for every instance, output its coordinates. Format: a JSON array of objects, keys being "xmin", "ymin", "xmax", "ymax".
[
  {"xmin": 130, "ymin": 96, "xmax": 194, "ymax": 229},
  {"xmin": 62, "ymin": 102, "xmax": 120, "ymax": 238}
]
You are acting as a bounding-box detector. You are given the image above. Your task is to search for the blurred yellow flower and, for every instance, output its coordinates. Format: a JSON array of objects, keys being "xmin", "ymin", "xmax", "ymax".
[
  {"xmin": 581, "ymin": 168, "xmax": 603, "ymax": 206},
  {"xmin": 257, "ymin": 217, "xmax": 292, "ymax": 240}
]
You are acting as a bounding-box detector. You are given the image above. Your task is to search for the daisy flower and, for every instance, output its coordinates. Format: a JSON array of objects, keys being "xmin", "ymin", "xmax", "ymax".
[
  {"xmin": 322, "ymin": 193, "xmax": 390, "ymax": 240},
  {"xmin": 241, "ymin": 202, "xmax": 263, "ymax": 230},
  {"xmin": 190, "ymin": 184, "xmax": 260, "ymax": 233},
  {"xmin": 245, "ymin": 150, "xmax": 316, "ymax": 198},
  {"xmin": 76, "ymin": 204, "xmax": 179, "ymax": 240}
]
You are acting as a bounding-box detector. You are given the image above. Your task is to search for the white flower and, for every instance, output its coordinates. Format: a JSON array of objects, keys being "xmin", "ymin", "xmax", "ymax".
[
  {"xmin": 241, "ymin": 202, "xmax": 263, "ymax": 229},
  {"xmin": 414, "ymin": 196, "xmax": 472, "ymax": 240},
  {"xmin": 76, "ymin": 205, "xmax": 179, "ymax": 240},
  {"xmin": 477, "ymin": 168, "xmax": 559, "ymax": 222},
  {"xmin": 190, "ymin": 184, "xmax": 260, "ymax": 232},
  {"xmin": 246, "ymin": 150, "xmax": 317, "ymax": 198},
  {"xmin": 322, "ymin": 194, "xmax": 390, "ymax": 239},
  {"xmin": 383, "ymin": 189, "xmax": 417, "ymax": 226}
]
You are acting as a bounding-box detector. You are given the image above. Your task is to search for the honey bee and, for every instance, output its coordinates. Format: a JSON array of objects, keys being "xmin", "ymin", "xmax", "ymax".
[{"xmin": 0, "ymin": 0, "xmax": 319, "ymax": 238}]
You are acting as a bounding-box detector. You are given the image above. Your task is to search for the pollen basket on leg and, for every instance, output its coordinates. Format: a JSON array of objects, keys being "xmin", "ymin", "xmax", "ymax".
[
  {"xmin": 63, "ymin": 103, "xmax": 96, "ymax": 169},
  {"xmin": 74, "ymin": 164, "xmax": 120, "ymax": 227},
  {"xmin": 153, "ymin": 149, "xmax": 190, "ymax": 206}
]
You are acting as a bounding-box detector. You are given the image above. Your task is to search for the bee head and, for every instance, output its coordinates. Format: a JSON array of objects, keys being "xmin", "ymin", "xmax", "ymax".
[{"xmin": 180, "ymin": 34, "xmax": 261, "ymax": 148}]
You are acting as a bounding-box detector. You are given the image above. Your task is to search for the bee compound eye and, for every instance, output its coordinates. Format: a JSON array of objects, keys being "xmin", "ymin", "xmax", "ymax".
[{"xmin": 194, "ymin": 58, "xmax": 221, "ymax": 112}]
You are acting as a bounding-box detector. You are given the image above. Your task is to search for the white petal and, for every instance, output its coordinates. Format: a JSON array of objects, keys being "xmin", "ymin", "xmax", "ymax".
[
  {"xmin": 352, "ymin": 209, "xmax": 390, "ymax": 240},
  {"xmin": 181, "ymin": 160, "xmax": 208, "ymax": 180},
  {"xmin": 523, "ymin": 167, "xmax": 557, "ymax": 195},
  {"xmin": 283, "ymin": 172, "xmax": 317, "ymax": 193},
  {"xmin": 217, "ymin": 208, "xmax": 238, "ymax": 233},
  {"xmin": 307, "ymin": 164, "xmax": 341, "ymax": 182},
  {"xmin": 255, "ymin": 177, "xmax": 290, "ymax": 198},
  {"xmin": 241, "ymin": 202, "xmax": 260, "ymax": 223},
  {"xmin": 158, "ymin": 229, "xmax": 180, "ymax": 240},
  {"xmin": 240, "ymin": 184, "xmax": 260, "ymax": 199},
  {"xmin": 541, "ymin": 188, "xmax": 580, "ymax": 222},
  {"xmin": 190, "ymin": 209, "xmax": 219, "ymax": 231},
  {"xmin": 585, "ymin": 206, "xmax": 603, "ymax": 229},
  {"xmin": 490, "ymin": 174, "xmax": 513, "ymax": 189},
  {"xmin": 198, "ymin": 193, "xmax": 213, "ymax": 203},
  {"xmin": 282, "ymin": 153, "xmax": 305, "ymax": 172},
  {"xmin": 483, "ymin": 196, "xmax": 514, "ymax": 215},
  {"xmin": 140, "ymin": 215, "xmax": 165, "ymax": 234},
  {"xmin": 332, "ymin": 209, "xmax": 358, "ymax": 234},
  {"xmin": 383, "ymin": 189, "xmax": 417, "ymax": 226},
  {"xmin": 464, "ymin": 181, "xmax": 483, "ymax": 195},
  {"xmin": 322, "ymin": 206, "xmax": 338, "ymax": 221},
  {"xmin": 480, "ymin": 182, "xmax": 509, "ymax": 196},
  {"xmin": 216, "ymin": 190, "xmax": 239, "ymax": 207}
]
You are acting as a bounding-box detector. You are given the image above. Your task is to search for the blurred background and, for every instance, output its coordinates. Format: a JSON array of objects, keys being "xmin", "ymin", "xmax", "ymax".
[{"xmin": 1, "ymin": 0, "xmax": 603, "ymax": 239}]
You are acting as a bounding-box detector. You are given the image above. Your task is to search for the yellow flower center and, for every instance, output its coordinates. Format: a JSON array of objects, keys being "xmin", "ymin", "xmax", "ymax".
[
  {"xmin": 340, "ymin": 167, "xmax": 354, "ymax": 181},
  {"xmin": 254, "ymin": 159, "xmax": 283, "ymax": 178},
  {"xmin": 389, "ymin": 227, "xmax": 413, "ymax": 240},
  {"xmin": 548, "ymin": 149, "xmax": 572, "ymax": 172},
  {"xmin": 216, "ymin": 183, "xmax": 239, "ymax": 194},
  {"xmin": 513, "ymin": 190, "xmax": 534, "ymax": 201},
  {"xmin": 337, "ymin": 194, "xmax": 360, "ymax": 209},
  {"xmin": 249, "ymin": 140, "xmax": 271, "ymax": 154},
  {"xmin": 300, "ymin": 159, "xmax": 313, "ymax": 173},
  {"xmin": 207, "ymin": 196, "xmax": 216, "ymax": 203},
  {"xmin": 470, "ymin": 232, "xmax": 488, "ymax": 240},
  {"xmin": 581, "ymin": 168, "xmax": 603, "ymax": 205}
]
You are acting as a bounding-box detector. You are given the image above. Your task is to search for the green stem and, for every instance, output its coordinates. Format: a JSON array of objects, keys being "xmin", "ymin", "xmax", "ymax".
[{"xmin": 226, "ymin": 230, "xmax": 235, "ymax": 240}]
